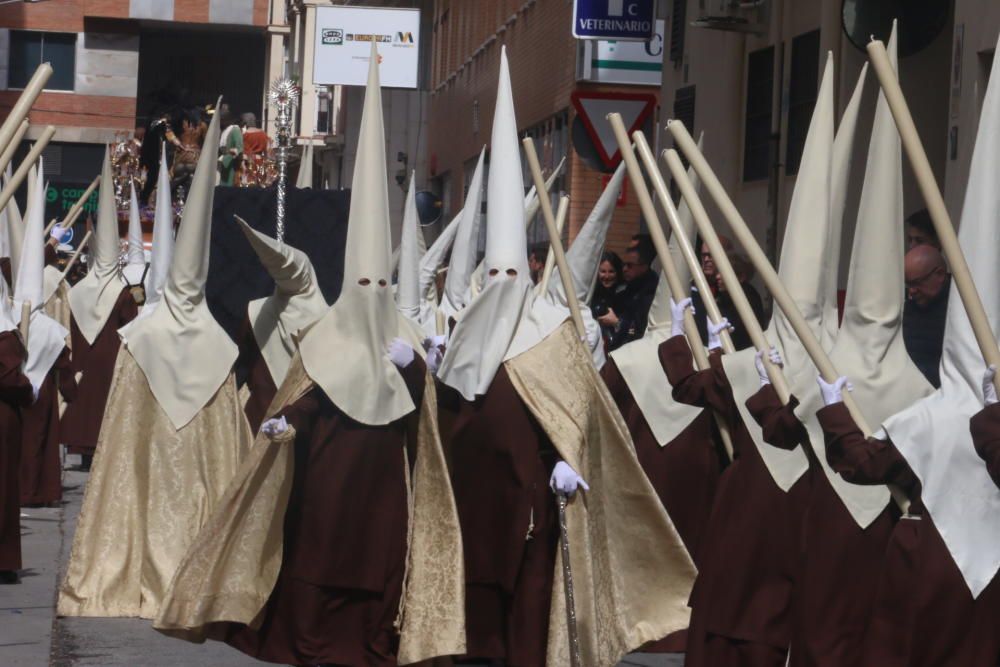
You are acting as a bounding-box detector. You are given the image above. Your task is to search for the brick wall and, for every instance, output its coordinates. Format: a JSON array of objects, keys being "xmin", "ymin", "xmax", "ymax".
[{"xmin": 427, "ymin": 0, "xmax": 657, "ymax": 255}]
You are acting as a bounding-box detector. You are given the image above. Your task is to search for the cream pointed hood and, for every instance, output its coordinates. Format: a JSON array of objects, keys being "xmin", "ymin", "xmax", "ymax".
[
  {"xmin": 439, "ymin": 147, "xmax": 485, "ymax": 318},
  {"xmin": 296, "ymin": 143, "xmax": 314, "ymax": 189},
  {"xmin": 68, "ymin": 148, "xmax": 126, "ymax": 344},
  {"xmin": 782, "ymin": 27, "xmax": 933, "ymax": 527},
  {"xmin": 721, "ymin": 54, "xmax": 850, "ymax": 491},
  {"xmin": 14, "ymin": 161, "xmax": 67, "ymax": 391},
  {"xmin": 5, "ymin": 170, "xmax": 24, "ymax": 282},
  {"xmin": 119, "ymin": 97, "xmax": 238, "ymax": 430},
  {"xmin": 122, "ymin": 184, "xmax": 147, "ymax": 286},
  {"xmin": 883, "ymin": 28, "xmax": 1000, "ymax": 598},
  {"xmin": 396, "ymin": 171, "xmax": 422, "ymax": 320},
  {"xmin": 138, "ymin": 143, "xmax": 175, "ymax": 320},
  {"xmin": 418, "ymin": 208, "xmax": 460, "ymax": 310},
  {"xmin": 237, "ymin": 217, "xmax": 328, "ymax": 387},
  {"xmin": 298, "ymin": 43, "xmax": 416, "ymax": 425},
  {"xmin": 438, "ymin": 46, "xmax": 541, "ymax": 400}
]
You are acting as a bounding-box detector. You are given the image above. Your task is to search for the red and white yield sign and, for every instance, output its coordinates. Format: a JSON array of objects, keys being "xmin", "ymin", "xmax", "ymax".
[{"xmin": 571, "ymin": 90, "xmax": 656, "ymax": 169}]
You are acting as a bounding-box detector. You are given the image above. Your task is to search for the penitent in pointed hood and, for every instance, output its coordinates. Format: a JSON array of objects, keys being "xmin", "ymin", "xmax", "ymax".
[
  {"xmin": 396, "ymin": 171, "xmax": 422, "ymax": 321},
  {"xmin": 297, "ymin": 42, "xmax": 416, "ymax": 425},
  {"xmin": 438, "ymin": 46, "xmax": 539, "ymax": 400},
  {"xmin": 68, "ymin": 147, "xmax": 125, "ymax": 344},
  {"xmin": 236, "ymin": 216, "xmax": 327, "ymax": 386},
  {"xmin": 439, "ymin": 147, "xmax": 485, "ymax": 318},
  {"xmin": 119, "ymin": 96, "xmax": 238, "ymax": 430},
  {"xmin": 122, "ymin": 184, "xmax": 147, "ymax": 286},
  {"xmin": 883, "ymin": 27, "xmax": 1000, "ymax": 598},
  {"xmin": 139, "ymin": 143, "xmax": 175, "ymax": 319},
  {"xmin": 610, "ymin": 138, "xmax": 704, "ymax": 446},
  {"xmin": 15, "ymin": 160, "xmax": 68, "ymax": 391}
]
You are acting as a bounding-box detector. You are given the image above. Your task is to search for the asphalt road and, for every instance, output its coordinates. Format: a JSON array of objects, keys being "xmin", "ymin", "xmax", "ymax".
[{"xmin": 1, "ymin": 456, "xmax": 684, "ymax": 666}]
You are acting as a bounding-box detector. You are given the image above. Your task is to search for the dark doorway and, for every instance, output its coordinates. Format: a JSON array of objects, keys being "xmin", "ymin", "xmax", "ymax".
[{"xmin": 135, "ymin": 26, "xmax": 266, "ymax": 128}]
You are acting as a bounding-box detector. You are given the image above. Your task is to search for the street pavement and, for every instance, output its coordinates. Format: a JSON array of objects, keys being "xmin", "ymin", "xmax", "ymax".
[{"xmin": 1, "ymin": 456, "xmax": 684, "ymax": 666}]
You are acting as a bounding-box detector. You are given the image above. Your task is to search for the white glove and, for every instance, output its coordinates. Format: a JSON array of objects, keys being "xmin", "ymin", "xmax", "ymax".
[
  {"xmin": 549, "ymin": 461, "xmax": 590, "ymax": 497},
  {"xmin": 754, "ymin": 347, "xmax": 783, "ymax": 387},
  {"xmin": 50, "ymin": 225, "xmax": 65, "ymax": 240},
  {"xmin": 261, "ymin": 416, "xmax": 289, "ymax": 438},
  {"xmin": 707, "ymin": 317, "xmax": 732, "ymax": 351},
  {"xmin": 817, "ymin": 375, "xmax": 853, "ymax": 406},
  {"xmin": 388, "ymin": 337, "xmax": 415, "ymax": 368},
  {"xmin": 670, "ymin": 298, "xmax": 693, "ymax": 338},
  {"xmin": 984, "ymin": 365, "xmax": 998, "ymax": 407},
  {"xmin": 425, "ymin": 345, "xmax": 443, "ymax": 375},
  {"xmin": 425, "ymin": 334, "xmax": 447, "ymax": 349}
]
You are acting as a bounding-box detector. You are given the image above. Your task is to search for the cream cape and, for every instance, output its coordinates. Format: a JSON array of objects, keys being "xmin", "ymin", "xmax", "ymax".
[
  {"xmin": 505, "ymin": 322, "xmax": 696, "ymax": 666},
  {"xmin": 610, "ymin": 145, "xmax": 704, "ymax": 446},
  {"xmin": 883, "ymin": 29, "xmax": 1000, "ymax": 598},
  {"xmin": 68, "ymin": 149, "xmax": 127, "ymax": 345},
  {"xmin": 722, "ymin": 55, "xmax": 866, "ymax": 491},
  {"xmin": 58, "ymin": 349, "xmax": 251, "ymax": 618},
  {"xmin": 237, "ymin": 218, "xmax": 328, "ymax": 387},
  {"xmin": 120, "ymin": 98, "xmax": 238, "ymax": 430},
  {"xmin": 4, "ymin": 171, "xmax": 23, "ymax": 280},
  {"xmin": 152, "ymin": 353, "xmax": 466, "ymax": 664}
]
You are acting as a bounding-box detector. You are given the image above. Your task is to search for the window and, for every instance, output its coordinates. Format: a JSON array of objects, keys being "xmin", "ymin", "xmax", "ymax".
[
  {"xmin": 785, "ymin": 30, "xmax": 820, "ymax": 175},
  {"xmin": 673, "ymin": 85, "xmax": 696, "ymax": 135},
  {"xmin": 9, "ymin": 31, "xmax": 75, "ymax": 91},
  {"xmin": 669, "ymin": 0, "xmax": 686, "ymax": 66},
  {"xmin": 743, "ymin": 46, "xmax": 774, "ymax": 182}
]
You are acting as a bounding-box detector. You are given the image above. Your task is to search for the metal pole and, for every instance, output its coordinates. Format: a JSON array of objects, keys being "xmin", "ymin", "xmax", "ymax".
[
  {"xmin": 268, "ymin": 79, "xmax": 300, "ymax": 244},
  {"xmin": 557, "ymin": 494, "xmax": 583, "ymax": 667}
]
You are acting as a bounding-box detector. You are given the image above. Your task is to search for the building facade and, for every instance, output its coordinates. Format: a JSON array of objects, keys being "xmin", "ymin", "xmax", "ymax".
[
  {"xmin": 0, "ymin": 0, "xmax": 271, "ymax": 217},
  {"xmin": 659, "ymin": 0, "xmax": 994, "ymax": 282}
]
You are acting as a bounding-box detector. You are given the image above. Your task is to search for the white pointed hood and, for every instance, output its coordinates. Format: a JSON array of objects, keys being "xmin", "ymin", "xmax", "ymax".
[
  {"xmin": 721, "ymin": 54, "xmax": 844, "ymax": 491},
  {"xmin": 15, "ymin": 160, "xmax": 68, "ymax": 391},
  {"xmin": 549, "ymin": 162, "xmax": 625, "ymax": 305},
  {"xmin": 5, "ymin": 170, "xmax": 24, "ymax": 282},
  {"xmin": 883, "ymin": 29, "xmax": 1000, "ymax": 598},
  {"xmin": 611, "ymin": 140, "xmax": 705, "ymax": 445},
  {"xmin": 296, "ymin": 143, "xmax": 314, "ymax": 189},
  {"xmin": 418, "ymin": 208, "xmax": 461, "ymax": 311},
  {"xmin": 438, "ymin": 47, "xmax": 540, "ymax": 399},
  {"xmin": 238, "ymin": 217, "xmax": 328, "ymax": 387},
  {"xmin": 396, "ymin": 171, "xmax": 422, "ymax": 320},
  {"xmin": 138, "ymin": 143, "xmax": 175, "ymax": 320},
  {"xmin": 122, "ymin": 184, "xmax": 147, "ymax": 286},
  {"xmin": 439, "ymin": 147, "xmax": 485, "ymax": 318},
  {"xmin": 119, "ymin": 97, "xmax": 238, "ymax": 430},
  {"xmin": 298, "ymin": 43, "xmax": 417, "ymax": 425},
  {"xmin": 68, "ymin": 148, "xmax": 126, "ymax": 344}
]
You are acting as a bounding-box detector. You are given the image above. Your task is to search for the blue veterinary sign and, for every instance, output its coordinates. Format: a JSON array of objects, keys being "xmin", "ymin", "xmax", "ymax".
[{"xmin": 572, "ymin": 0, "xmax": 656, "ymax": 41}]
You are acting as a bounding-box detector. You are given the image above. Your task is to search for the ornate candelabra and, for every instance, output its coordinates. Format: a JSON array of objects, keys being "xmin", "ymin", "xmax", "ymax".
[{"xmin": 268, "ymin": 78, "xmax": 300, "ymax": 244}]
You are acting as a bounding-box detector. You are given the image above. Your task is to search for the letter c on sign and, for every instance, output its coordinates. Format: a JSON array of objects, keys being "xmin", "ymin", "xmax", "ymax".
[{"xmin": 628, "ymin": 3, "xmax": 638, "ymax": 16}]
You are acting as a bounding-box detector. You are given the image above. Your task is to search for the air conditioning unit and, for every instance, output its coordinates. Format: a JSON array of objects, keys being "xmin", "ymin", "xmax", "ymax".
[{"xmin": 691, "ymin": 0, "xmax": 767, "ymax": 35}]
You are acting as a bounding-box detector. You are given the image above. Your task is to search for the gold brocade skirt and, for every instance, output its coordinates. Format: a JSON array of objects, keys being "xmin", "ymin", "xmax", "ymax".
[{"xmin": 58, "ymin": 347, "xmax": 251, "ymax": 619}]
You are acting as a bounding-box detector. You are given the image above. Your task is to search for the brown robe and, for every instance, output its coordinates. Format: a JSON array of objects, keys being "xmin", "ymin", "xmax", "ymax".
[
  {"xmin": 438, "ymin": 365, "xmax": 560, "ymax": 666},
  {"xmin": 222, "ymin": 357, "xmax": 425, "ymax": 667},
  {"xmin": 822, "ymin": 403, "xmax": 1000, "ymax": 667},
  {"xmin": 235, "ymin": 316, "xmax": 277, "ymax": 434},
  {"xmin": 663, "ymin": 336, "xmax": 806, "ymax": 667},
  {"xmin": 61, "ymin": 288, "xmax": 139, "ymax": 456},
  {"xmin": 19, "ymin": 347, "xmax": 76, "ymax": 505},
  {"xmin": 0, "ymin": 332, "xmax": 36, "ymax": 571},
  {"xmin": 601, "ymin": 349, "xmax": 723, "ymax": 653},
  {"xmin": 755, "ymin": 397, "xmax": 898, "ymax": 667}
]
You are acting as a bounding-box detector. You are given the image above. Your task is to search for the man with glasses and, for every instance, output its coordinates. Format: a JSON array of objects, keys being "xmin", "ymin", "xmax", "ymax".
[
  {"xmin": 604, "ymin": 234, "xmax": 659, "ymax": 350},
  {"xmin": 903, "ymin": 243, "xmax": 951, "ymax": 387}
]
